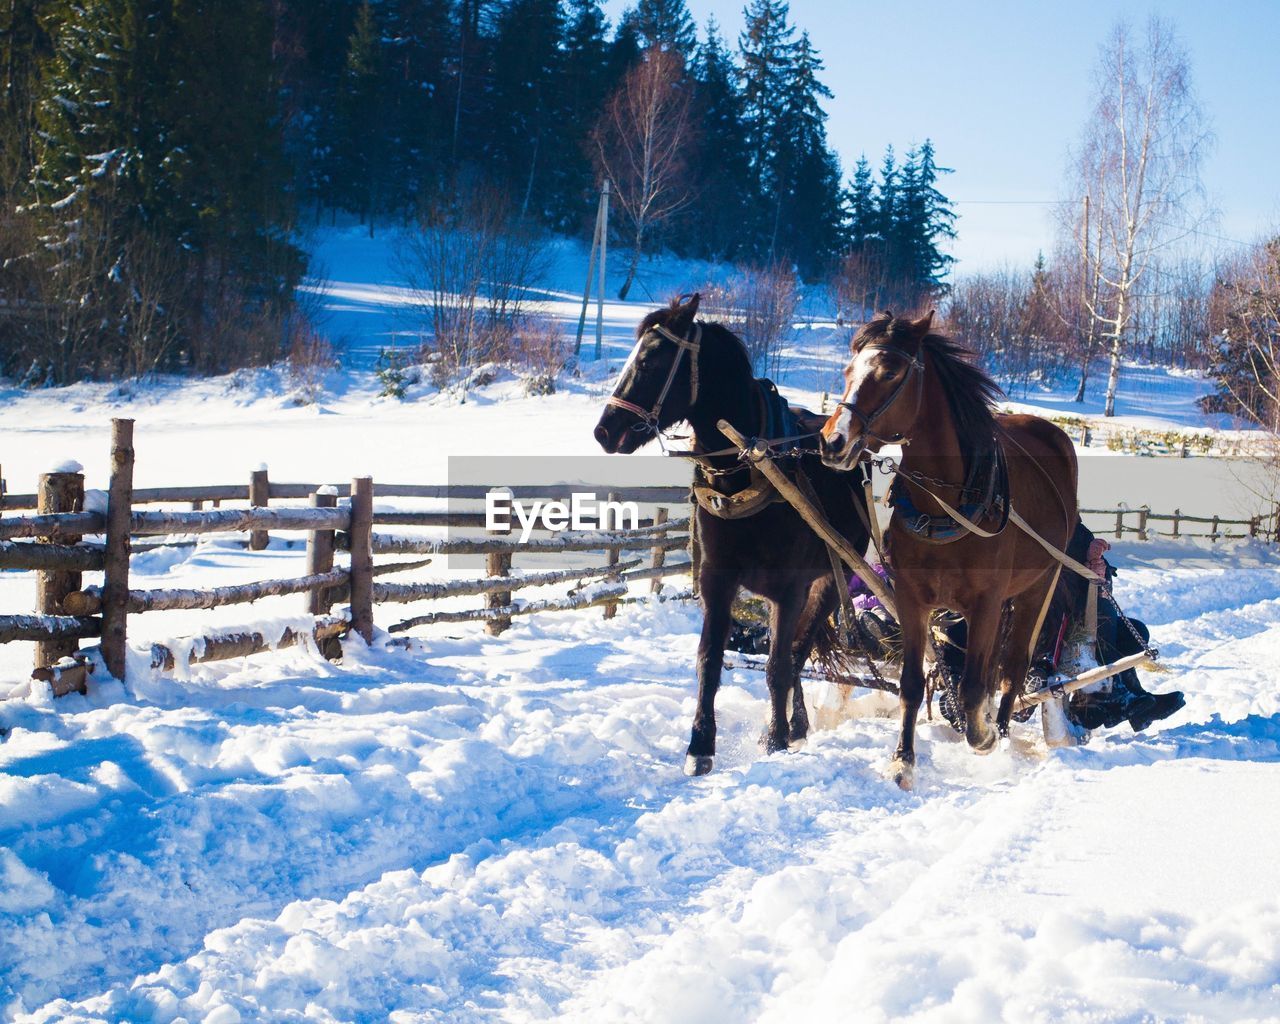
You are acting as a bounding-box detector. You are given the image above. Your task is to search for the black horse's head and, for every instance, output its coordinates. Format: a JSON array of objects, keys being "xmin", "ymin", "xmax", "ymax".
[{"xmin": 594, "ymin": 293, "xmax": 702, "ymax": 454}]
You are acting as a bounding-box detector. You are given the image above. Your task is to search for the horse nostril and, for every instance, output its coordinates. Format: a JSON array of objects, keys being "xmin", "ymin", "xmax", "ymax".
[
  {"xmin": 594, "ymin": 423, "xmax": 612, "ymax": 450},
  {"xmin": 823, "ymin": 431, "xmax": 844, "ymax": 454}
]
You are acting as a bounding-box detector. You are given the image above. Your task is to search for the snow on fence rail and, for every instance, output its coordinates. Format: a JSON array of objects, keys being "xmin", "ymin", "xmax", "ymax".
[{"xmin": 0, "ymin": 419, "xmax": 694, "ymax": 699}]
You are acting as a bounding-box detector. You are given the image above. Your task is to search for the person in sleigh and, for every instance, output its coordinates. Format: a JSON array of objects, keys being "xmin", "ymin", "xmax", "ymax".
[{"xmin": 1054, "ymin": 523, "xmax": 1185, "ymax": 732}]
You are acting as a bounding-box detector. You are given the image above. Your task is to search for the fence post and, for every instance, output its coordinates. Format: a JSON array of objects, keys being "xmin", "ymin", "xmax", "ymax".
[
  {"xmin": 603, "ymin": 490, "xmax": 621, "ymax": 620},
  {"xmin": 1171, "ymin": 508, "xmax": 1181, "ymax": 539},
  {"xmin": 349, "ymin": 477, "xmax": 374, "ymax": 643},
  {"xmin": 306, "ymin": 489, "xmax": 339, "ymax": 615},
  {"xmin": 649, "ymin": 506, "xmax": 669, "ymax": 595},
  {"xmin": 1137, "ymin": 505, "xmax": 1150, "ymax": 542},
  {"xmin": 1249, "ymin": 516, "xmax": 1259, "ymax": 539},
  {"xmin": 1114, "ymin": 507, "xmax": 1124, "ymax": 540},
  {"xmin": 1210, "ymin": 515, "xmax": 1220, "ymax": 544},
  {"xmin": 249, "ymin": 465, "xmax": 270, "ymax": 551},
  {"xmin": 101, "ymin": 419, "xmax": 134, "ymax": 681},
  {"xmin": 484, "ymin": 511, "xmax": 513, "ymax": 636},
  {"xmin": 35, "ymin": 465, "xmax": 86, "ymax": 670},
  {"xmin": 1273, "ymin": 502, "xmax": 1280, "ymax": 544}
]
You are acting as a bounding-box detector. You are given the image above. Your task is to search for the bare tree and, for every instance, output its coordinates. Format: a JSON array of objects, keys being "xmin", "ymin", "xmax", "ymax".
[
  {"xmin": 1201, "ymin": 237, "xmax": 1280, "ymax": 433},
  {"xmin": 395, "ymin": 186, "xmax": 549, "ymax": 393},
  {"xmin": 592, "ymin": 47, "xmax": 693, "ymax": 301},
  {"xmin": 700, "ymin": 262, "xmax": 798, "ymax": 379},
  {"xmin": 1070, "ymin": 17, "xmax": 1212, "ymax": 415}
]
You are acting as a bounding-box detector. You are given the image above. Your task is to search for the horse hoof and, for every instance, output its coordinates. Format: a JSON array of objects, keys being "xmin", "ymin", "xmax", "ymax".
[
  {"xmin": 967, "ymin": 725, "xmax": 998, "ymax": 755},
  {"xmin": 788, "ymin": 735, "xmax": 807, "ymax": 752},
  {"xmin": 892, "ymin": 759, "xmax": 915, "ymax": 791},
  {"xmin": 684, "ymin": 754, "xmax": 714, "ymax": 776}
]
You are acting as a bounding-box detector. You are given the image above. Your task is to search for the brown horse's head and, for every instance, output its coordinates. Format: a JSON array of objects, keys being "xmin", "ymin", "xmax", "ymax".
[
  {"xmin": 594, "ymin": 293, "xmax": 701, "ymax": 454},
  {"xmin": 819, "ymin": 310, "xmax": 934, "ymax": 469}
]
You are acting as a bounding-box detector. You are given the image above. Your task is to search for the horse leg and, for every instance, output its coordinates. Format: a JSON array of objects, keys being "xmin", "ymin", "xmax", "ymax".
[
  {"xmin": 686, "ymin": 570, "xmax": 737, "ymax": 776},
  {"xmin": 961, "ymin": 595, "xmax": 1004, "ymax": 754},
  {"xmin": 892, "ymin": 599, "xmax": 931, "ymax": 790},
  {"xmin": 786, "ymin": 578, "xmax": 835, "ymax": 747},
  {"xmin": 762, "ymin": 590, "xmax": 804, "ymax": 754},
  {"xmin": 996, "ymin": 575, "xmax": 1057, "ymax": 736}
]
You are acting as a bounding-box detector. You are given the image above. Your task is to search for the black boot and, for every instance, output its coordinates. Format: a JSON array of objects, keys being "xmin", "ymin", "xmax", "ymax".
[
  {"xmin": 1070, "ymin": 684, "xmax": 1156, "ymax": 730},
  {"xmin": 1117, "ymin": 669, "xmax": 1185, "ymax": 731}
]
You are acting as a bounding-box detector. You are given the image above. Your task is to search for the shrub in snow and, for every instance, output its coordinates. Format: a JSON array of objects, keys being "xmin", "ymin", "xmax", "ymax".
[
  {"xmin": 376, "ymin": 347, "xmax": 420, "ymax": 399},
  {"xmin": 287, "ymin": 323, "xmax": 338, "ymax": 405}
]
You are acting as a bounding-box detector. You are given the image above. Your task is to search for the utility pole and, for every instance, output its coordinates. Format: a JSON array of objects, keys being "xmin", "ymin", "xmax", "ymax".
[
  {"xmin": 574, "ymin": 180, "xmax": 611, "ymax": 359},
  {"xmin": 595, "ymin": 179, "xmax": 610, "ymax": 360}
]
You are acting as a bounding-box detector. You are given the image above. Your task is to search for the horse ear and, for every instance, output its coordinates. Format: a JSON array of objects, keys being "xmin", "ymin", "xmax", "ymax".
[
  {"xmin": 912, "ymin": 310, "xmax": 935, "ymax": 337},
  {"xmin": 670, "ymin": 292, "xmax": 700, "ymax": 329}
]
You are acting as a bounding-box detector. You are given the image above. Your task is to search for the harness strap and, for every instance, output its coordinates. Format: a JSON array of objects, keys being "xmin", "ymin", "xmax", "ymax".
[
  {"xmin": 898, "ymin": 470, "xmax": 1102, "ymax": 584},
  {"xmin": 605, "ymin": 323, "xmax": 702, "ymax": 431}
]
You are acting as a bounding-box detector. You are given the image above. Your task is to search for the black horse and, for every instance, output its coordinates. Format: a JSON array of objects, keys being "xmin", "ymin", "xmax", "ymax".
[{"xmin": 594, "ymin": 294, "xmax": 873, "ymax": 775}]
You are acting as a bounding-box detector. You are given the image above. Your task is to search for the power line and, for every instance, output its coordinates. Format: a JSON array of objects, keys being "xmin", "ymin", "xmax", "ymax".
[{"xmin": 953, "ymin": 199, "xmax": 1071, "ymax": 205}]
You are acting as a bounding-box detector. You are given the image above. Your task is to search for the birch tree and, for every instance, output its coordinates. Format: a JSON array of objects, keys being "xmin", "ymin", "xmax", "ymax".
[
  {"xmin": 1071, "ymin": 17, "xmax": 1211, "ymax": 415},
  {"xmin": 592, "ymin": 46, "xmax": 693, "ymax": 300}
]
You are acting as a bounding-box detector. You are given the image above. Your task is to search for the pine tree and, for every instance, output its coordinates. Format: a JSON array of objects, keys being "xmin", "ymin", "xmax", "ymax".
[
  {"xmin": 485, "ymin": 0, "xmax": 563, "ymax": 216},
  {"xmin": 678, "ymin": 17, "xmax": 752, "ymax": 261},
  {"xmin": 874, "ymin": 145, "xmax": 899, "ymax": 253},
  {"xmin": 898, "ymin": 138, "xmax": 955, "ymax": 295},
  {"xmin": 27, "ymin": 0, "xmax": 302, "ymax": 378},
  {"xmin": 738, "ymin": 0, "xmax": 795, "ymax": 253},
  {"xmin": 769, "ymin": 30, "xmax": 843, "ymax": 275},
  {"xmin": 333, "ymin": 2, "xmax": 388, "ymax": 225},
  {"xmin": 620, "ymin": 0, "xmax": 697, "ymax": 61},
  {"xmin": 847, "ymin": 154, "xmax": 875, "ymax": 247},
  {"xmin": 0, "ymin": 0, "xmax": 53, "ymax": 182},
  {"xmin": 382, "ymin": 0, "xmax": 456, "ymax": 203},
  {"xmin": 552, "ymin": 0, "xmax": 611, "ymax": 230}
]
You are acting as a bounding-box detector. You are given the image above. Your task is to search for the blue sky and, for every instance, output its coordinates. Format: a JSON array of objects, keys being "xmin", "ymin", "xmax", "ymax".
[{"xmin": 602, "ymin": 0, "xmax": 1280, "ymax": 272}]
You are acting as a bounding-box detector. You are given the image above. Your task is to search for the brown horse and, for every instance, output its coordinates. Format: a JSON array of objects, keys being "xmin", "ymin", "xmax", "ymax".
[{"xmin": 819, "ymin": 311, "xmax": 1078, "ymax": 789}]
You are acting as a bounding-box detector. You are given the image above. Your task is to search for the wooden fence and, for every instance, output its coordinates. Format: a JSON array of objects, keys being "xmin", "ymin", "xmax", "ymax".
[
  {"xmin": 1, "ymin": 419, "xmax": 694, "ymax": 698},
  {"xmin": 1079, "ymin": 504, "xmax": 1280, "ymax": 543},
  {"xmin": 5, "ymin": 419, "xmax": 1276, "ymax": 702}
]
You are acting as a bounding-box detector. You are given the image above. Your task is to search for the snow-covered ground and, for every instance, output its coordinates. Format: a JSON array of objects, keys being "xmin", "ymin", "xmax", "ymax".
[
  {"xmin": 2, "ymin": 228, "xmax": 1278, "ymax": 1022},
  {"xmin": 3, "ymin": 540, "xmax": 1279, "ymax": 1022}
]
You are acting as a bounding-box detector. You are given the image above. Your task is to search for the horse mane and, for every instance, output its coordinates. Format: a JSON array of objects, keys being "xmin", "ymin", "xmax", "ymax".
[
  {"xmin": 855, "ymin": 313, "xmax": 1005, "ymax": 445},
  {"xmin": 635, "ymin": 296, "xmax": 689, "ymax": 338}
]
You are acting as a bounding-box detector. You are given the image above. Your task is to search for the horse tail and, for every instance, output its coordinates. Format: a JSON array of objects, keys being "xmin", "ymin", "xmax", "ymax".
[{"xmin": 809, "ymin": 608, "xmax": 897, "ymax": 685}]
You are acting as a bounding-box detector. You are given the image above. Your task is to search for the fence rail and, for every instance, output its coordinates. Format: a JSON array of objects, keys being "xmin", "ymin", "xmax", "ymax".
[
  {"xmin": 1079, "ymin": 504, "xmax": 1280, "ymax": 543},
  {"xmin": 1, "ymin": 419, "xmax": 695, "ymax": 699}
]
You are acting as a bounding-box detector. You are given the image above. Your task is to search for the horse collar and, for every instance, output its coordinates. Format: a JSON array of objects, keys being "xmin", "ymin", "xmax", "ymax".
[{"xmin": 890, "ymin": 439, "xmax": 1010, "ymax": 544}]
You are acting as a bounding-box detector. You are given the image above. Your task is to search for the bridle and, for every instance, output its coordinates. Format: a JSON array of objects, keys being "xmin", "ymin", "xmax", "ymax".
[
  {"xmin": 835, "ymin": 341, "xmax": 925, "ymax": 449},
  {"xmin": 606, "ymin": 322, "xmax": 702, "ymax": 434}
]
